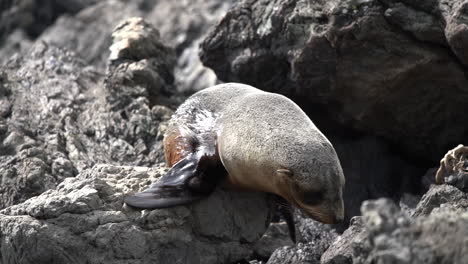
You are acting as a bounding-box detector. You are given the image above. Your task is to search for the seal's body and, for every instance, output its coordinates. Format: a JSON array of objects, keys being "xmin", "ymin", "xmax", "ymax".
[{"xmin": 125, "ymin": 83, "xmax": 345, "ymax": 229}]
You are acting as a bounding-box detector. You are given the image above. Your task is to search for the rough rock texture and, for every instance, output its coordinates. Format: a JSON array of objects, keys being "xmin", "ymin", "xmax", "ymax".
[
  {"xmin": 2, "ymin": 1, "xmax": 468, "ymax": 263},
  {"xmin": 201, "ymin": 0, "xmax": 468, "ymax": 162},
  {"xmin": 107, "ymin": 17, "xmax": 177, "ymax": 107},
  {"xmin": 0, "ymin": 17, "xmax": 175, "ymax": 209},
  {"xmin": 322, "ymin": 196, "xmax": 468, "ymax": 264},
  {"xmin": 0, "ymin": 17, "xmax": 274, "ymax": 263},
  {"xmin": 253, "ymin": 222, "xmax": 294, "ymax": 260},
  {"xmin": 33, "ymin": 0, "xmax": 235, "ymax": 92},
  {"xmin": 0, "ymin": 165, "xmax": 271, "ymax": 264},
  {"xmin": 413, "ymin": 184, "xmax": 468, "ymax": 217},
  {"xmin": 266, "ymin": 211, "xmax": 338, "ymax": 264}
]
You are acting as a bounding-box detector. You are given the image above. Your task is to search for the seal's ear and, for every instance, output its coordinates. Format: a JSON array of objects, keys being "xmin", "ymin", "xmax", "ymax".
[{"xmin": 276, "ymin": 168, "xmax": 293, "ymax": 180}]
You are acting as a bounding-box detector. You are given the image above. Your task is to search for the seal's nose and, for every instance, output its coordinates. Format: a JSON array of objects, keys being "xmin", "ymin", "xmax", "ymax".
[{"xmin": 333, "ymin": 213, "xmax": 344, "ymax": 224}]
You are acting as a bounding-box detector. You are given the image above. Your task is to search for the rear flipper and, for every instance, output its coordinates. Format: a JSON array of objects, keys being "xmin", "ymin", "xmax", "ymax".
[{"xmin": 124, "ymin": 152, "xmax": 226, "ymax": 209}]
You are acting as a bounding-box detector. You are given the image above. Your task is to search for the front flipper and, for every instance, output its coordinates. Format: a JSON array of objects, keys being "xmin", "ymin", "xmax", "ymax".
[
  {"xmin": 273, "ymin": 196, "xmax": 297, "ymax": 243},
  {"xmin": 124, "ymin": 152, "xmax": 226, "ymax": 209}
]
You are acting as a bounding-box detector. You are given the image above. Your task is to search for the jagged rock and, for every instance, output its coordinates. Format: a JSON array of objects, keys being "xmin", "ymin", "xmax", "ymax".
[
  {"xmin": 266, "ymin": 241, "xmax": 333, "ymax": 264},
  {"xmin": 0, "ymin": 16, "xmax": 176, "ymax": 209},
  {"xmin": 321, "ymin": 198, "xmax": 468, "ymax": 264},
  {"xmin": 265, "ymin": 211, "xmax": 338, "ymax": 264},
  {"xmin": 0, "ymin": 42, "xmax": 97, "ymax": 209},
  {"xmin": 0, "ymin": 164, "xmax": 272, "ymax": 264},
  {"xmin": 107, "ymin": 17, "xmax": 177, "ymax": 107},
  {"xmin": 320, "ymin": 217, "xmax": 366, "ymax": 264},
  {"xmin": 437, "ymin": 0, "xmax": 468, "ymax": 67},
  {"xmin": 253, "ymin": 222, "xmax": 294, "ymax": 260},
  {"xmin": 413, "ymin": 184, "xmax": 468, "ymax": 217},
  {"xmin": 200, "ymin": 0, "xmax": 468, "ymax": 162}
]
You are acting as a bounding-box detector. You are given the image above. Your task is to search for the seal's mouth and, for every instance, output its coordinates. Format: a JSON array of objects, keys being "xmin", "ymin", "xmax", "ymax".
[
  {"xmin": 288, "ymin": 189, "xmax": 342, "ymax": 224},
  {"xmin": 302, "ymin": 207, "xmax": 338, "ymax": 224}
]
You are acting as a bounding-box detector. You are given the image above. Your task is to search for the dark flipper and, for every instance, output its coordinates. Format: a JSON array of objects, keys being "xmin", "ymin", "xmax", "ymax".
[
  {"xmin": 274, "ymin": 196, "xmax": 297, "ymax": 243},
  {"xmin": 124, "ymin": 151, "xmax": 226, "ymax": 209}
]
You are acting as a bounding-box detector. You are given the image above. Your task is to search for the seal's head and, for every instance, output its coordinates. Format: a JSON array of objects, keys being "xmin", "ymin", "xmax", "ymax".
[{"xmin": 275, "ymin": 139, "xmax": 345, "ymax": 224}]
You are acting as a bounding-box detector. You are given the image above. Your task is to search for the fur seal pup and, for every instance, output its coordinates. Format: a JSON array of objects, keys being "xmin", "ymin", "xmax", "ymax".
[{"xmin": 125, "ymin": 83, "xmax": 345, "ymax": 236}]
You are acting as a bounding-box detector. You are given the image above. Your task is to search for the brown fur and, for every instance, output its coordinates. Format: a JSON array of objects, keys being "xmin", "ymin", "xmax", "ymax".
[{"xmin": 163, "ymin": 128, "xmax": 196, "ymax": 167}]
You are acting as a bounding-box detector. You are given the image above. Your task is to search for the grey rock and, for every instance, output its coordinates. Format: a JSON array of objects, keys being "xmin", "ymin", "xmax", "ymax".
[
  {"xmin": 39, "ymin": 0, "xmax": 143, "ymax": 69},
  {"xmin": 0, "ymin": 42, "xmax": 95, "ymax": 209},
  {"xmin": 0, "ymin": 164, "xmax": 272, "ymax": 264},
  {"xmin": 321, "ymin": 217, "xmax": 366, "ymax": 264},
  {"xmin": 383, "ymin": 2, "xmax": 447, "ymax": 45},
  {"xmin": 253, "ymin": 222, "xmax": 294, "ymax": 259},
  {"xmin": 0, "ymin": 17, "xmax": 175, "ymax": 209},
  {"xmin": 441, "ymin": 0, "xmax": 468, "ymax": 67},
  {"xmin": 107, "ymin": 17, "xmax": 177, "ymax": 107},
  {"xmin": 0, "ymin": 30, "xmax": 32, "ymax": 65},
  {"xmin": 200, "ymin": 0, "xmax": 468, "ymax": 162},
  {"xmin": 267, "ymin": 241, "xmax": 332, "ymax": 264},
  {"xmin": 265, "ymin": 211, "xmax": 338, "ymax": 264},
  {"xmin": 413, "ymin": 184, "xmax": 468, "ymax": 217},
  {"xmin": 322, "ymin": 198, "xmax": 468, "ymax": 264},
  {"xmin": 445, "ymin": 171, "xmax": 468, "ymax": 192},
  {"xmin": 36, "ymin": 0, "xmax": 235, "ymax": 92}
]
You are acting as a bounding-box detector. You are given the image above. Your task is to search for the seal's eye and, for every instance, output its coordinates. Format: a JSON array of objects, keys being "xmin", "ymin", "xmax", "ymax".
[{"xmin": 299, "ymin": 190, "xmax": 323, "ymax": 206}]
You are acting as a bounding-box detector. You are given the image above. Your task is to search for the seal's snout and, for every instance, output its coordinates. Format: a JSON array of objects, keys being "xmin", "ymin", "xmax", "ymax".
[
  {"xmin": 316, "ymin": 211, "xmax": 343, "ymax": 224},
  {"xmin": 332, "ymin": 212, "xmax": 344, "ymax": 224},
  {"xmin": 300, "ymin": 197, "xmax": 345, "ymax": 224}
]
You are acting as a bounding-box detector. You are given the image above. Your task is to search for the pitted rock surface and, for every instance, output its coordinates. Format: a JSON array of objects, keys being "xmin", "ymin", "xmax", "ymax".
[
  {"xmin": 322, "ymin": 198, "xmax": 468, "ymax": 264},
  {"xmin": 0, "ymin": 17, "xmax": 175, "ymax": 209},
  {"xmin": 0, "ymin": 165, "xmax": 271, "ymax": 264}
]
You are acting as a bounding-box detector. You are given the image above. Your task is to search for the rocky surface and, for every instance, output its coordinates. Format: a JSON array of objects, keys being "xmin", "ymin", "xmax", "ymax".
[
  {"xmin": 0, "ymin": 17, "xmax": 175, "ymax": 210},
  {"xmin": 0, "ymin": 17, "xmax": 274, "ymax": 264},
  {"xmin": 0, "ymin": 165, "xmax": 271, "ymax": 264},
  {"xmin": 29, "ymin": 0, "xmax": 235, "ymax": 93},
  {"xmin": 322, "ymin": 195, "xmax": 468, "ymax": 264},
  {"xmin": 201, "ymin": 0, "xmax": 468, "ymax": 163},
  {"xmin": 266, "ymin": 212, "xmax": 339, "ymax": 264},
  {"xmin": 253, "ymin": 222, "xmax": 295, "ymax": 260},
  {"xmin": 1, "ymin": 0, "xmax": 468, "ymax": 263}
]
